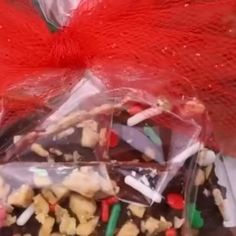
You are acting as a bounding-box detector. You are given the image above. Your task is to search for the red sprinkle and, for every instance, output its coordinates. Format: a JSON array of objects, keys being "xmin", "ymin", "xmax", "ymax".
[
  {"xmin": 108, "ymin": 130, "xmax": 119, "ymax": 148},
  {"xmin": 101, "ymin": 201, "xmax": 109, "ymax": 222},
  {"xmin": 165, "ymin": 228, "xmax": 177, "ymax": 236},
  {"xmin": 127, "ymin": 105, "xmax": 143, "ymax": 115},
  {"xmin": 105, "ymin": 196, "xmax": 119, "ymax": 205},
  {"xmin": 166, "ymin": 193, "xmax": 185, "ymax": 210}
]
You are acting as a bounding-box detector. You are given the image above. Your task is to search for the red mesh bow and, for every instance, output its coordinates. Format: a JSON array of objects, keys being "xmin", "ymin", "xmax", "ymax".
[{"xmin": 0, "ymin": 0, "xmax": 236, "ymax": 155}]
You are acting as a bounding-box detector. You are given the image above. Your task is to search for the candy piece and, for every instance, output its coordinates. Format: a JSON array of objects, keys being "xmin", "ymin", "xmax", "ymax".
[
  {"xmin": 165, "ymin": 228, "xmax": 177, "ymax": 236},
  {"xmin": 105, "ymin": 196, "xmax": 119, "ymax": 205},
  {"xmin": 143, "ymin": 126, "xmax": 162, "ymax": 146},
  {"xmin": 187, "ymin": 203, "xmax": 204, "ymax": 229},
  {"xmin": 4, "ymin": 214, "xmax": 16, "ymax": 227},
  {"xmin": 127, "ymin": 107, "xmax": 162, "ymax": 126},
  {"xmin": 159, "ymin": 216, "xmax": 172, "ymax": 232},
  {"xmin": 76, "ymin": 217, "xmax": 99, "ymax": 236},
  {"xmin": 141, "ymin": 217, "xmax": 160, "ymax": 235},
  {"xmin": 101, "ymin": 201, "xmax": 109, "ymax": 223},
  {"xmin": 59, "ymin": 212, "xmax": 76, "ymax": 235},
  {"xmin": 31, "ymin": 143, "xmax": 49, "ymax": 158},
  {"xmin": 16, "ymin": 204, "xmax": 35, "ymax": 226},
  {"xmin": 63, "ymin": 169, "xmax": 100, "ymax": 198},
  {"xmin": 127, "ymin": 204, "xmax": 146, "ymax": 218},
  {"xmin": 8, "ymin": 185, "xmax": 34, "ymax": 208},
  {"xmin": 34, "ymin": 174, "xmax": 52, "ymax": 188},
  {"xmin": 127, "ymin": 105, "xmax": 143, "ymax": 115},
  {"xmin": 117, "ymin": 221, "xmax": 140, "ymax": 236},
  {"xmin": 108, "ymin": 130, "xmax": 119, "ymax": 148},
  {"xmin": 42, "ymin": 189, "xmax": 57, "ymax": 204},
  {"xmin": 197, "ymin": 148, "xmax": 216, "ymax": 167},
  {"xmin": 106, "ymin": 203, "xmax": 121, "ymax": 236},
  {"xmin": 54, "ymin": 205, "xmax": 76, "ymax": 235},
  {"xmin": 69, "ymin": 194, "xmax": 97, "ymax": 223},
  {"xmin": 51, "ymin": 185, "xmax": 69, "ymax": 200},
  {"xmin": 113, "ymin": 124, "xmax": 164, "ymax": 163},
  {"xmin": 33, "ymin": 194, "xmax": 49, "ymax": 216},
  {"xmin": 194, "ymin": 169, "xmax": 205, "ymax": 186},
  {"xmin": 166, "ymin": 193, "xmax": 184, "ymax": 210},
  {"xmin": 124, "ymin": 175, "xmax": 162, "ymax": 203},
  {"xmin": 77, "ymin": 120, "xmax": 98, "ymax": 132},
  {"xmin": 55, "ymin": 205, "xmax": 69, "ymax": 223},
  {"xmin": 173, "ymin": 217, "xmax": 185, "ymax": 229},
  {"xmin": 81, "ymin": 126, "xmax": 99, "ymax": 148},
  {"xmin": 39, "ymin": 215, "xmax": 55, "ymax": 236}
]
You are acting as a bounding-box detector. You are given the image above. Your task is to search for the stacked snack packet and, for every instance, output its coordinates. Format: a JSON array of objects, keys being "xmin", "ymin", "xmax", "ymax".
[{"xmin": 0, "ymin": 1, "xmax": 236, "ymax": 235}]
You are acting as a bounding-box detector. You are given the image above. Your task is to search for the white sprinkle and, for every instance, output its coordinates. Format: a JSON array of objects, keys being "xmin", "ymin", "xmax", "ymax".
[
  {"xmin": 131, "ymin": 171, "xmax": 137, "ymax": 177},
  {"xmin": 171, "ymin": 142, "xmax": 202, "ymax": 164},
  {"xmin": 124, "ymin": 175, "xmax": 162, "ymax": 203},
  {"xmin": 127, "ymin": 107, "xmax": 162, "ymax": 126},
  {"xmin": 140, "ymin": 175, "xmax": 150, "ymax": 187},
  {"xmin": 16, "ymin": 204, "xmax": 35, "ymax": 226}
]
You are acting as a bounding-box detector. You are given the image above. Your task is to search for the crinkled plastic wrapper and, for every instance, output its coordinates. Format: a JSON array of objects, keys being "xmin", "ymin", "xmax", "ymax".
[
  {"xmin": 36, "ymin": 0, "xmax": 81, "ymax": 28},
  {"xmin": 186, "ymin": 151, "xmax": 236, "ymax": 236},
  {"xmin": 0, "ymin": 75, "xmax": 206, "ymax": 236}
]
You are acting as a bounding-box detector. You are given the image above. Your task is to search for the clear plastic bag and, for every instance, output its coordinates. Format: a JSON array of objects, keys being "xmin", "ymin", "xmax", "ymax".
[
  {"xmin": 36, "ymin": 0, "xmax": 81, "ymax": 28},
  {"xmin": 0, "ymin": 75, "xmax": 205, "ymax": 235},
  {"xmin": 185, "ymin": 149, "xmax": 236, "ymax": 236}
]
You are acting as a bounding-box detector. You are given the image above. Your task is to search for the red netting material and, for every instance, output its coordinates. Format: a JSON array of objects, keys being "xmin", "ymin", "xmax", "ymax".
[{"xmin": 0, "ymin": 0, "xmax": 236, "ymax": 155}]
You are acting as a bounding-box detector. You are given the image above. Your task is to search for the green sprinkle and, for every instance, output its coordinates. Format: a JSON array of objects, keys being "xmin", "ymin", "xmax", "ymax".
[
  {"xmin": 144, "ymin": 126, "xmax": 162, "ymax": 146},
  {"xmin": 187, "ymin": 203, "xmax": 204, "ymax": 229},
  {"xmin": 29, "ymin": 167, "xmax": 48, "ymax": 177},
  {"xmin": 106, "ymin": 203, "xmax": 121, "ymax": 236}
]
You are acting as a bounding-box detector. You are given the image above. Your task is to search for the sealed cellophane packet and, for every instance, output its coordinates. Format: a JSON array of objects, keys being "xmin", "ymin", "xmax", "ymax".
[
  {"xmin": 0, "ymin": 73, "xmax": 207, "ymax": 236},
  {"xmin": 1, "ymin": 0, "xmax": 236, "ymax": 236}
]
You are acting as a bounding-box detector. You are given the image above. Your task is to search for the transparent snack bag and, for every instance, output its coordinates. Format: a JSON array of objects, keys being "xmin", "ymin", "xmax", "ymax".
[
  {"xmin": 0, "ymin": 74, "xmax": 205, "ymax": 236},
  {"xmin": 185, "ymin": 149, "xmax": 236, "ymax": 236}
]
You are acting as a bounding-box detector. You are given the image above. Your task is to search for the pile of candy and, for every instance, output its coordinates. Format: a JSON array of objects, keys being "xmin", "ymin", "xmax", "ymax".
[{"xmin": 0, "ymin": 95, "xmax": 231, "ymax": 236}]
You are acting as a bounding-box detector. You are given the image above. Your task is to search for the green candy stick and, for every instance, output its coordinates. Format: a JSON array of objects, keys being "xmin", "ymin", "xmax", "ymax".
[
  {"xmin": 187, "ymin": 203, "xmax": 204, "ymax": 229},
  {"xmin": 106, "ymin": 203, "xmax": 121, "ymax": 236},
  {"xmin": 144, "ymin": 126, "xmax": 162, "ymax": 146}
]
